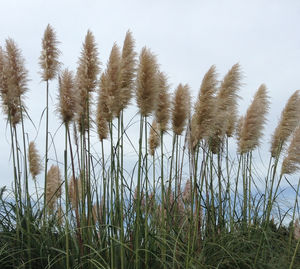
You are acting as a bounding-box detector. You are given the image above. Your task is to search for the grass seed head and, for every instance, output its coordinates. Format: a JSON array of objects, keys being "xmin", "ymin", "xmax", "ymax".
[
  {"xmin": 4, "ymin": 39, "xmax": 29, "ymax": 126},
  {"xmin": 194, "ymin": 65, "xmax": 218, "ymax": 141},
  {"xmin": 281, "ymin": 126, "xmax": 300, "ymax": 175},
  {"xmin": 118, "ymin": 30, "xmax": 137, "ymax": 113},
  {"xmin": 39, "ymin": 24, "xmax": 60, "ymax": 81},
  {"xmin": 155, "ymin": 71, "xmax": 170, "ymax": 132},
  {"xmin": 46, "ymin": 165, "xmax": 62, "ymax": 211},
  {"xmin": 136, "ymin": 47, "xmax": 159, "ymax": 116},
  {"xmin": 28, "ymin": 141, "xmax": 42, "ymax": 179},
  {"xmin": 214, "ymin": 63, "xmax": 242, "ymax": 138},
  {"xmin": 172, "ymin": 83, "xmax": 191, "ymax": 135},
  {"xmin": 238, "ymin": 84, "xmax": 269, "ymax": 153},
  {"xmin": 271, "ymin": 90, "xmax": 300, "ymax": 157},
  {"xmin": 58, "ymin": 69, "xmax": 76, "ymax": 124},
  {"xmin": 105, "ymin": 43, "xmax": 121, "ymax": 117}
]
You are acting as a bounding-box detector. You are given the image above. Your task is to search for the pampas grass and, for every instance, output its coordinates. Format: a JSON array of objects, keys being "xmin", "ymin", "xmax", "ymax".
[
  {"xmin": 1, "ymin": 28, "xmax": 300, "ymax": 269},
  {"xmin": 156, "ymin": 71, "xmax": 170, "ymax": 133},
  {"xmin": 136, "ymin": 47, "xmax": 158, "ymax": 116},
  {"xmin": 271, "ymin": 90, "xmax": 300, "ymax": 157},
  {"xmin": 194, "ymin": 65, "xmax": 218, "ymax": 141},
  {"xmin": 46, "ymin": 165, "xmax": 62, "ymax": 211},
  {"xmin": 172, "ymin": 83, "xmax": 190, "ymax": 135},
  {"xmin": 28, "ymin": 141, "xmax": 42, "ymax": 179},
  {"xmin": 239, "ymin": 84, "xmax": 270, "ymax": 153}
]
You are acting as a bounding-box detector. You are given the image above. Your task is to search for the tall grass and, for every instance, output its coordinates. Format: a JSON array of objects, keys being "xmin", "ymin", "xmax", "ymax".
[{"xmin": 0, "ymin": 26, "xmax": 300, "ymax": 269}]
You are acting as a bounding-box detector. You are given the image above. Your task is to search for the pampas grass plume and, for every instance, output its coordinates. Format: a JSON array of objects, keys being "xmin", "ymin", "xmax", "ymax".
[
  {"xmin": 39, "ymin": 24, "xmax": 60, "ymax": 81},
  {"xmin": 194, "ymin": 65, "xmax": 218, "ymax": 140},
  {"xmin": 155, "ymin": 71, "xmax": 170, "ymax": 132},
  {"xmin": 136, "ymin": 47, "xmax": 159, "ymax": 116},
  {"xmin": 118, "ymin": 30, "xmax": 137, "ymax": 113},
  {"xmin": 281, "ymin": 126, "xmax": 300, "ymax": 175},
  {"xmin": 28, "ymin": 141, "xmax": 42, "ymax": 179},
  {"xmin": 5, "ymin": 38, "xmax": 29, "ymax": 126},
  {"xmin": 172, "ymin": 83, "xmax": 190, "ymax": 135},
  {"xmin": 46, "ymin": 165, "xmax": 62, "ymax": 211},
  {"xmin": 76, "ymin": 30, "xmax": 100, "ymax": 131},
  {"xmin": 58, "ymin": 69, "xmax": 76, "ymax": 124},
  {"xmin": 77, "ymin": 30, "xmax": 100, "ymax": 93},
  {"xmin": 271, "ymin": 90, "xmax": 300, "ymax": 157},
  {"xmin": 105, "ymin": 43, "xmax": 121, "ymax": 117},
  {"xmin": 215, "ymin": 63, "xmax": 241, "ymax": 137},
  {"xmin": 238, "ymin": 84, "xmax": 269, "ymax": 153}
]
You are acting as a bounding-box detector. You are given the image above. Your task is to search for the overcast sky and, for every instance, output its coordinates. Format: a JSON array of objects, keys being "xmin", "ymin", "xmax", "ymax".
[{"xmin": 1, "ymin": 0, "xmax": 300, "ymax": 191}]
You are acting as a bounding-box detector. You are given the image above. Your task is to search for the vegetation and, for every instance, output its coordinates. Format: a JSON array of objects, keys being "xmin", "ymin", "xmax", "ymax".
[{"xmin": 0, "ymin": 25, "xmax": 300, "ymax": 269}]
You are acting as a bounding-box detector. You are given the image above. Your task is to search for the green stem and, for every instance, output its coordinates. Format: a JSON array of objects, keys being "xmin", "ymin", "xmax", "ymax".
[
  {"xmin": 64, "ymin": 124, "xmax": 70, "ymax": 269},
  {"xmin": 135, "ymin": 114, "xmax": 144, "ymax": 269},
  {"xmin": 160, "ymin": 130, "xmax": 166, "ymax": 269},
  {"xmin": 44, "ymin": 79, "xmax": 49, "ymax": 220}
]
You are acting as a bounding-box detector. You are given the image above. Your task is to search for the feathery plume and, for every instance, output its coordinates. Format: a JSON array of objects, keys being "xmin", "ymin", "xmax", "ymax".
[
  {"xmin": 58, "ymin": 69, "xmax": 76, "ymax": 124},
  {"xmin": 172, "ymin": 83, "xmax": 191, "ymax": 135},
  {"xmin": 0, "ymin": 46, "xmax": 9, "ymax": 115},
  {"xmin": 5, "ymin": 39, "xmax": 29, "ymax": 126},
  {"xmin": 194, "ymin": 65, "xmax": 218, "ymax": 141},
  {"xmin": 281, "ymin": 126, "xmax": 300, "ymax": 175},
  {"xmin": 118, "ymin": 30, "xmax": 137, "ymax": 113},
  {"xmin": 155, "ymin": 71, "xmax": 170, "ymax": 132},
  {"xmin": 149, "ymin": 119, "xmax": 160, "ymax": 156},
  {"xmin": 76, "ymin": 30, "xmax": 100, "ymax": 93},
  {"xmin": 136, "ymin": 47, "xmax": 159, "ymax": 116},
  {"xmin": 104, "ymin": 43, "xmax": 121, "ymax": 117},
  {"xmin": 271, "ymin": 90, "xmax": 300, "ymax": 157},
  {"xmin": 46, "ymin": 165, "xmax": 62, "ymax": 211},
  {"xmin": 68, "ymin": 176, "xmax": 82, "ymax": 208},
  {"xmin": 28, "ymin": 141, "xmax": 42, "ymax": 179},
  {"xmin": 238, "ymin": 84, "xmax": 270, "ymax": 153},
  {"xmin": 39, "ymin": 24, "xmax": 60, "ymax": 81},
  {"xmin": 215, "ymin": 63, "xmax": 242, "ymax": 138},
  {"xmin": 76, "ymin": 30, "xmax": 100, "ymax": 131}
]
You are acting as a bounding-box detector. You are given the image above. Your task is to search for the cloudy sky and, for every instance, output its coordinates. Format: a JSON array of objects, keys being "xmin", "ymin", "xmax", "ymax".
[{"xmin": 0, "ymin": 0, "xmax": 300, "ymax": 190}]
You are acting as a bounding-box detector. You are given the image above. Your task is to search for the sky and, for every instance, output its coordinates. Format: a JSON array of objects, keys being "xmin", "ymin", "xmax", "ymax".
[{"xmin": 0, "ymin": 0, "xmax": 300, "ymax": 193}]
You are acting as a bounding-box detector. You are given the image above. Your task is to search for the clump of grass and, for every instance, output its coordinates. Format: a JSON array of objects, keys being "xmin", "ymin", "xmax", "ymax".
[{"xmin": 1, "ymin": 27, "xmax": 300, "ymax": 269}]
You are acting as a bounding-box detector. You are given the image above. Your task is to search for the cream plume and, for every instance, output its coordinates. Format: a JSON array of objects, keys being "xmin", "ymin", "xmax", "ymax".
[
  {"xmin": 194, "ymin": 65, "xmax": 218, "ymax": 141},
  {"xmin": 136, "ymin": 47, "xmax": 159, "ymax": 116},
  {"xmin": 238, "ymin": 84, "xmax": 269, "ymax": 153},
  {"xmin": 118, "ymin": 30, "xmax": 137, "ymax": 113},
  {"xmin": 281, "ymin": 126, "xmax": 300, "ymax": 175},
  {"xmin": 39, "ymin": 24, "xmax": 60, "ymax": 81},
  {"xmin": 105, "ymin": 43, "xmax": 121, "ymax": 117},
  {"xmin": 271, "ymin": 90, "xmax": 300, "ymax": 157},
  {"xmin": 76, "ymin": 30, "xmax": 100, "ymax": 131},
  {"xmin": 4, "ymin": 39, "xmax": 29, "ymax": 126},
  {"xmin": 155, "ymin": 71, "xmax": 170, "ymax": 132},
  {"xmin": 58, "ymin": 69, "xmax": 76, "ymax": 124},
  {"xmin": 46, "ymin": 165, "xmax": 62, "ymax": 211},
  {"xmin": 215, "ymin": 63, "xmax": 242, "ymax": 138},
  {"xmin": 28, "ymin": 141, "xmax": 42, "ymax": 179},
  {"xmin": 172, "ymin": 83, "xmax": 191, "ymax": 135}
]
